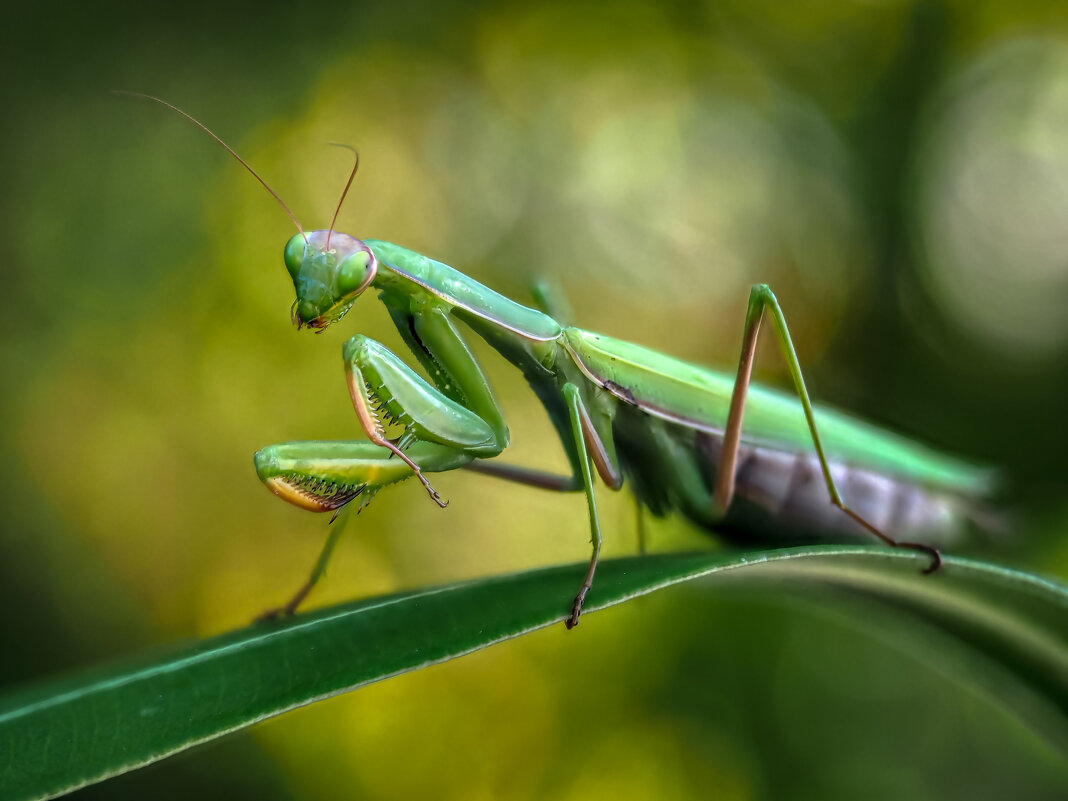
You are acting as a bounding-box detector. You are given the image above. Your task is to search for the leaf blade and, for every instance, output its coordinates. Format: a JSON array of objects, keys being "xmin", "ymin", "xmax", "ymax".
[{"xmin": 1, "ymin": 546, "xmax": 1065, "ymax": 800}]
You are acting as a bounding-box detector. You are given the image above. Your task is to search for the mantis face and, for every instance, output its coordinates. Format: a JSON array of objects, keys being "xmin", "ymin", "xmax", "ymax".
[{"xmin": 283, "ymin": 231, "xmax": 378, "ymax": 331}]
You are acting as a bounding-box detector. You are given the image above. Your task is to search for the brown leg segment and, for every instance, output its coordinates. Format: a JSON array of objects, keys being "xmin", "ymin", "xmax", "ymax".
[
  {"xmin": 714, "ymin": 284, "xmax": 941, "ymax": 572},
  {"xmin": 462, "ymin": 460, "xmax": 581, "ymax": 492}
]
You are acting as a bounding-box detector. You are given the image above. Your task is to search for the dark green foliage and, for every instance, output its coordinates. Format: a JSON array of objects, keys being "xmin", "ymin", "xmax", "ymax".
[{"xmin": 1, "ymin": 547, "xmax": 1065, "ymax": 800}]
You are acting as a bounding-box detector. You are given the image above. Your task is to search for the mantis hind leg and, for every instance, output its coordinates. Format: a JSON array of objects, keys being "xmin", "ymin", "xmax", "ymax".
[{"xmin": 716, "ymin": 284, "xmax": 942, "ymax": 572}]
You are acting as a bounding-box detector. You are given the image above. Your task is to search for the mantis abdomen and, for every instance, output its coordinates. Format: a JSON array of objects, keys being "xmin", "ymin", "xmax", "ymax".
[{"xmin": 613, "ymin": 402, "xmax": 982, "ymax": 547}]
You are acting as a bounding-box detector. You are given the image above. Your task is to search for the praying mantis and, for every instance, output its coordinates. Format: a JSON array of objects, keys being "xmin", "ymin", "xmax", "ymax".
[{"xmin": 128, "ymin": 94, "xmax": 992, "ymax": 629}]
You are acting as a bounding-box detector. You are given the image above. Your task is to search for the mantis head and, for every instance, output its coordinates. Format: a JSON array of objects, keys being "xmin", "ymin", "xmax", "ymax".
[
  {"xmin": 283, "ymin": 144, "xmax": 371, "ymax": 331},
  {"xmin": 283, "ymin": 231, "xmax": 378, "ymax": 331},
  {"xmin": 115, "ymin": 94, "xmax": 375, "ymax": 332}
]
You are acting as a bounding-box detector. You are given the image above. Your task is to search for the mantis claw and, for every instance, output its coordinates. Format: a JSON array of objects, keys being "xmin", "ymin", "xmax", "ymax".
[
  {"xmin": 566, "ymin": 587, "xmax": 589, "ymax": 629},
  {"xmin": 413, "ymin": 469, "xmax": 448, "ymax": 508},
  {"xmin": 901, "ymin": 541, "xmax": 943, "ymax": 574},
  {"xmin": 254, "ymin": 598, "xmax": 300, "ymax": 624},
  {"xmin": 254, "ymin": 607, "xmax": 285, "ymax": 624}
]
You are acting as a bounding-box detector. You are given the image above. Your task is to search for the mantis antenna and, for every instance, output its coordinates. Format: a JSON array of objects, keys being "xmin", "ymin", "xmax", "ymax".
[
  {"xmin": 114, "ymin": 91, "xmax": 307, "ymax": 243},
  {"xmin": 326, "ymin": 143, "xmax": 360, "ymax": 252}
]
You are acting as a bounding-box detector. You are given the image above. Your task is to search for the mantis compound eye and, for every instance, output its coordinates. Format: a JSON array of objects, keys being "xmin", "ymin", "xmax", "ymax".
[
  {"xmin": 337, "ymin": 248, "xmax": 376, "ymax": 296},
  {"xmin": 283, "ymin": 233, "xmax": 306, "ymax": 278}
]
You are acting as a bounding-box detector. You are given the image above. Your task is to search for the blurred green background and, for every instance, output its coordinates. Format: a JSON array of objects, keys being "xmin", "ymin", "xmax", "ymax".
[{"xmin": 2, "ymin": 1, "xmax": 1068, "ymax": 798}]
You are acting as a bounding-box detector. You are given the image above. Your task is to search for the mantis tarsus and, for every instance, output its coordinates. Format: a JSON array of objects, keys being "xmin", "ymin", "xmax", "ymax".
[{"xmin": 130, "ymin": 94, "xmax": 992, "ymax": 629}]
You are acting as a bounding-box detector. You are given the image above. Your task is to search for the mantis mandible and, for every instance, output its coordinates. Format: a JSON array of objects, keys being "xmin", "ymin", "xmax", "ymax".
[{"xmin": 129, "ymin": 95, "xmax": 992, "ymax": 629}]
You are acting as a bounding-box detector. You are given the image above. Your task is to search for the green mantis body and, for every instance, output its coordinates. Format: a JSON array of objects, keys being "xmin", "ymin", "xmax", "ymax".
[
  {"xmin": 125, "ymin": 95, "xmax": 991, "ymax": 628},
  {"xmin": 254, "ymin": 232, "xmax": 991, "ymax": 627}
]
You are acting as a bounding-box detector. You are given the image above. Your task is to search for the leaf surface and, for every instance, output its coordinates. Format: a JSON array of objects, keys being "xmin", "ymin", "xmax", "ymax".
[{"xmin": 1, "ymin": 547, "xmax": 1066, "ymax": 800}]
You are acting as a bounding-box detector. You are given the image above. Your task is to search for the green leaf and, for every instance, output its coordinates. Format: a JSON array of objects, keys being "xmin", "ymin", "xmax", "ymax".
[{"xmin": 1, "ymin": 546, "xmax": 1066, "ymax": 800}]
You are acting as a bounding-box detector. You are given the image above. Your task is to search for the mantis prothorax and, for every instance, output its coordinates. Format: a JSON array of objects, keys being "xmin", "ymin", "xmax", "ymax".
[{"xmin": 128, "ymin": 94, "xmax": 992, "ymax": 629}]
